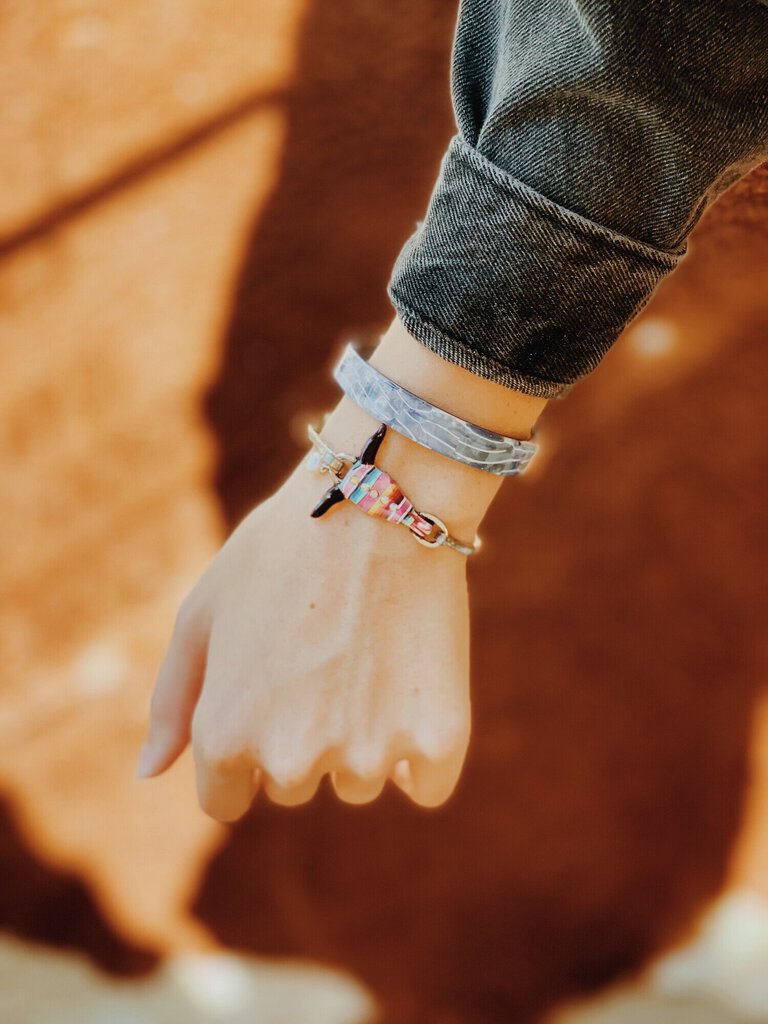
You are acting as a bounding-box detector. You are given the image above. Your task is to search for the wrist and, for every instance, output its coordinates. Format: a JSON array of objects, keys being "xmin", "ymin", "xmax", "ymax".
[
  {"xmin": 282, "ymin": 435, "xmax": 477, "ymax": 564},
  {"xmin": 294, "ymin": 315, "xmax": 548, "ymax": 543},
  {"xmin": 318, "ymin": 395, "xmax": 496, "ymax": 538},
  {"xmin": 371, "ymin": 315, "xmax": 547, "ymax": 441},
  {"xmin": 315, "ymin": 316, "xmax": 547, "ymax": 537}
]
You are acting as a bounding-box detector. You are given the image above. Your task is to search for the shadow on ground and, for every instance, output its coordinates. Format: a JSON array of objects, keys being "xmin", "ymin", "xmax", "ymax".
[
  {"xmin": 202, "ymin": 0, "xmax": 458, "ymax": 525},
  {"xmin": 0, "ymin": 793, "xmax": 156, "ymax": 977}
]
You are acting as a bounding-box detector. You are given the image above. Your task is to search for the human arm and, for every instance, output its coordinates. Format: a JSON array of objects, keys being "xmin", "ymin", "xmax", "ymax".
[
  {"xmin": 137, "ymin": 318, "xmax": 545, "ymax": 819},
  {"xmin": 138, "ymin": 0, "xmax": 768, "ymax": 820}
]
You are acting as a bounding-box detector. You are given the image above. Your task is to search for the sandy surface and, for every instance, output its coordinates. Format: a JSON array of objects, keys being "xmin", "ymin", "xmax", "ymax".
[{"xmin": 2, "ymin": 2, "xmax": 768, "ymax": 1022}]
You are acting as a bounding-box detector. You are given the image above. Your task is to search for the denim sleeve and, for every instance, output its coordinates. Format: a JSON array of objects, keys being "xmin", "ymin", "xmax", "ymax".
[{"xmin": 386, "ymin": 0, "xmax": 768, "ymax": 398}]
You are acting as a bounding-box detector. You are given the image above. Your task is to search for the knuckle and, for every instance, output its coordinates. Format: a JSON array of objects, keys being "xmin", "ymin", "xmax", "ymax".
[
  {"xmin": 263, "ymin": 758, "xmax": 307, "ymax": 791},
  {"xmin": 339, "ymin": 774, "xmax": 385, "ymax": 803},
  {"xmin": 263, "ymin": 778, "xmax": 302, "ymax": 806},
  {"xmin": 206, "ymin": 754, "xmax": 243, "ymax": 774},
  {"xmin": 344, "ymin": 746, "xmax": 384, "ymax": 781},
  {"xmin": 262, "ymin": 737, "xmax": 329, "ymax": 790},
  {"xmin": 191, "ymin": 727, "xmax": 245, "ymax": 774},
  {"xmin": 417, "ymin": 721, "xmax": 468, "ymax": 763},
  {"xmin": 194, "ymin": 746, "xmax": 219, "ymax": 772},
  {"xmin": 204, "ymin": 747, "xmax": 247, "ymax": 774}
]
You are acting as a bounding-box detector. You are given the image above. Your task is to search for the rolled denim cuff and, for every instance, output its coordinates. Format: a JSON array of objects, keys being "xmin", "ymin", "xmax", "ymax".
[{"xmin": 386, "ymin": 134, "xmax": 684, "ymax": 399}]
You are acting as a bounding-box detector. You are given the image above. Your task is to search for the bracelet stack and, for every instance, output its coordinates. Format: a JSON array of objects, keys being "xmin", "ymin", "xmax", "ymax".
[{"xmin": 304, "ymin": 338, "xmax": 540, "ymax": 556}]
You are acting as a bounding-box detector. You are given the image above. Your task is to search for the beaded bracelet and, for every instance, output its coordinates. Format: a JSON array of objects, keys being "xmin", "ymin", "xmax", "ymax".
[{"xmin": 305, "ymin": 423, "xmax": 481, "ymax": 556}]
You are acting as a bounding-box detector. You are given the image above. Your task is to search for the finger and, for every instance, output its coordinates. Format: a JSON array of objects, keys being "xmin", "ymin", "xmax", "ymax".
[
  {"xmin": 330, "ymin": 770, "xmax": 386, "ymax": 805},
  {"xmin": 263, "ymin": 770, "xmax": 322, "ymax": 807},
  {"xmin": 393, "ymin": 745, "xmax": 466, "ymax": 808},
  {"xmin": 194, "ymin": 753, "xmax": 257, "ymax": 822},
  {"xmin": 137, "ymin": 598, "xmax": 210, "ymax": 778}
]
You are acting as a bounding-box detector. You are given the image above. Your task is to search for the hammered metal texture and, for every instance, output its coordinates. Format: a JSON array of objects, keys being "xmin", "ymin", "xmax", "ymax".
[{"xmin": 333, "ymin": 343, "xmax": 538, "ymax": 475}]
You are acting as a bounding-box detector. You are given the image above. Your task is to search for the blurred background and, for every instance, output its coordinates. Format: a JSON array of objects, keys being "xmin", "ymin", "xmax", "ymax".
[{"xmin": 2, "ymin": 2, "xmax": 768, "ymax": 1022}]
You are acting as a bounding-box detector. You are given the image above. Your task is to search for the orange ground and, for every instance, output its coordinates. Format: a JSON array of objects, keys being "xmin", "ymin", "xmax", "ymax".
[{"xmin": 2, "ymin": 3, "xmax": 768, "ymax": 1023}]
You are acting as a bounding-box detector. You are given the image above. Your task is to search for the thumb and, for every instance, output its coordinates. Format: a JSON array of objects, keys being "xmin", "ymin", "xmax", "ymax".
[{"xmin": 137, "ymin": 597, "xmax": 210, "ymax": 778}]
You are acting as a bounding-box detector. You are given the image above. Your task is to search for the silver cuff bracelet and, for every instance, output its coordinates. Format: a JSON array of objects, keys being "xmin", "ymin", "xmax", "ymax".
[{"xmin": 332, "ymin": 341, "xmax": 539, "ymax": 476}]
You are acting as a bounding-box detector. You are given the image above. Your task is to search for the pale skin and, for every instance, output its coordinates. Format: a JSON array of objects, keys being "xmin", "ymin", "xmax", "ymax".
[{"xmin": 137, "ymin": 315, "xmax": 547, "ymax": 821}]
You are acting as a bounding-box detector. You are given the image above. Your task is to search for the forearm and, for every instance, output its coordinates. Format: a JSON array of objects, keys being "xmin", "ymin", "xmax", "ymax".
[
  {"xmin": 141, "ymin": 1, "xmax": 768, "ymax": 822},
  {"xmin": 317, "ymin": 3, "xmax": 768, "ymax": 545}
]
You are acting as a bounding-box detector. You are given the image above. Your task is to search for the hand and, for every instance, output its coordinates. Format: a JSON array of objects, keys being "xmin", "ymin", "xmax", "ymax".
[
  {"xmin": 137, "ymin": 316, "xmax": 545, "ymax": 821},
  {"xmin": 137, "ymin": 455, "xmax": 472, "ymax": 821}
]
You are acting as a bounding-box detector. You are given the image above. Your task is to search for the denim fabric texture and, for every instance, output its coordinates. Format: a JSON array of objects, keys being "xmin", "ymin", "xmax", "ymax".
[{"xmin": 386, "ymin": 0, "xmax": 768, "ymax": 397}]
